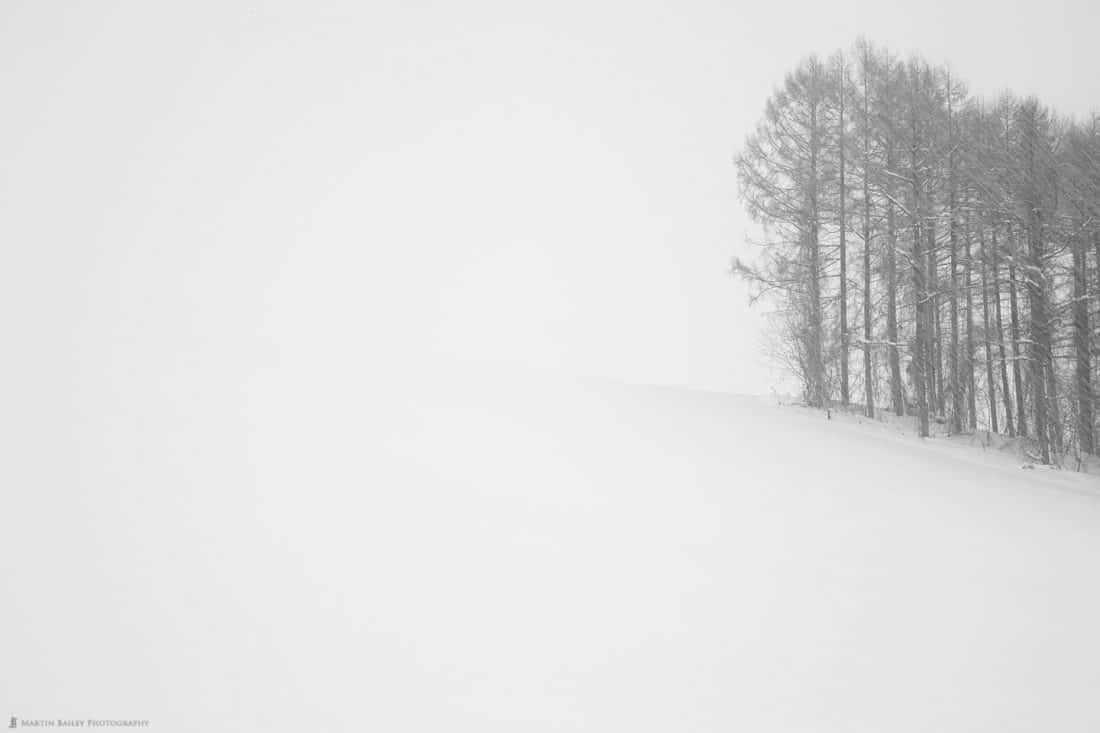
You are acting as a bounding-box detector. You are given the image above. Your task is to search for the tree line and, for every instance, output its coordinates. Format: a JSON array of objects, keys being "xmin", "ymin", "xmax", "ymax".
[{"xmin": 734, "ymin": 39, "xmax": 1100, "ymax": 465}]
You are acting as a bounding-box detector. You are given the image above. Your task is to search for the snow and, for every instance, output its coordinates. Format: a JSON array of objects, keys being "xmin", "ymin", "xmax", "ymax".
[{"xmin": 3, "ymin": 364, "xmax": 1100, "ymax": 731}]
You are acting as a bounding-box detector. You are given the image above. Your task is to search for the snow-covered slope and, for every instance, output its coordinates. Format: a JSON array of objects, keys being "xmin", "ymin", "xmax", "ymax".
[{"xmin": 4, "ymin": 367, "xmax": 1100, "ymax": 731}]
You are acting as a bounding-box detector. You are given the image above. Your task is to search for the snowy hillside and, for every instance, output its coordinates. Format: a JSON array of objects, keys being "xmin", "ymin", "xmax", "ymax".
[{"xmin": 4, "ymin": 366, "xmax": 1100, "ymax": 731}]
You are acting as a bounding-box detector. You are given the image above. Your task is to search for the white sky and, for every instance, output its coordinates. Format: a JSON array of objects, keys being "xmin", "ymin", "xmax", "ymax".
[
  {"xmin": 2, "ymin": 0, "xmax": 1098, "ymax": 396},
  {"xmin": 2, "ymin": 5, "xmax": 1099, "ymax": 723}
]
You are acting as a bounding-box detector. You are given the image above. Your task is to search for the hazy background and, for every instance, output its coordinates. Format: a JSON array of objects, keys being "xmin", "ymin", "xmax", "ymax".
[
  {"xmin": 3, "ymin": 0, "xmax": 1097, "ymax": 400},
  {"xmin": 4, "ymin": 2, "xmax": 1100, "ymax": 729}
]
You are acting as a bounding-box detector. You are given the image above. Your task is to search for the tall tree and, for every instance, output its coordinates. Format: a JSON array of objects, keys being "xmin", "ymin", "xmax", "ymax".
[
  {"xmin": 735, "ymin": 56, "xmax": 833, "ymax": 407},
  {"xmin": 855, "ymin": 40, "xmax": 877, "ymax": 417},
  {"xmin": 990, "ymin": 224, "xmax": 1016, "ymax": 436},
  {"xmin": 878, "ymin": 52, "xmax": 906, "ymax": 416},
  {"xmin": 903, "ymin": 57, "xmax": 933, "ymax": 437},
  {"xmin": 1016, "ymin": 98, "xmax": 1054, "ymax": 463},
  {"xmin": 978, "ymin": 222, "xmax": 999, "ymax": 432},
  {"xmin": 833, "ymin": 52, "xmax": 852, "ymax": 407},
  {"xmin": 945, "ymin": 70, "xmax": 964, "ymax": 433}
]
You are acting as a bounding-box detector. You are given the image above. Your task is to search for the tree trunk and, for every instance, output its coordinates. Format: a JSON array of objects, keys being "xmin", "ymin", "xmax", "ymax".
[
  {"xmin": 1008, "ymin": 244, "xmax": 1027, "ymax": 439},
  {"xmin": 1047, "ymin": 356, "xmax": 1063, "ymax": 455},
  {"xmin": 885, "ymin": 142, "xmax": 904, "ymax": 416},
  {"xmin": 992, "ymin": 225, "xmax": 1015, "ymax": 436},
  {"xmin": 838, "ymin": 62, "xmax": 850, "ymax": 407},
  {"xmin": 909, "ymin": 99, "xmax": 929, "ymax": 437},
  {"xmin": 1024, "ymin": 235, "xmax": 1051, "ymax": 463},
  {"xmin": 1022, "ymin": 109, "xmax": 1051, "ymax": 464},
  {"xmin": 964, "ymin": 213, "xmax": 977, "ymax": 430},
  {"xmin": 947, "ymin": 100, "xmax": 962, "ymax": 433},
  {"xmin": 980, "ymin": 224, "xmax": 998, "ymax": 432},
  {"xmin": 1073, "ymin": 219, "xmax": 1094, "ymax": 453},
  {"xmin": 860, "ymin": 65, "xmax": 873, "ymax": 418},
  {"xmin": 927, "ymin": 223, "xmax": 943, "ymax": 418}
]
